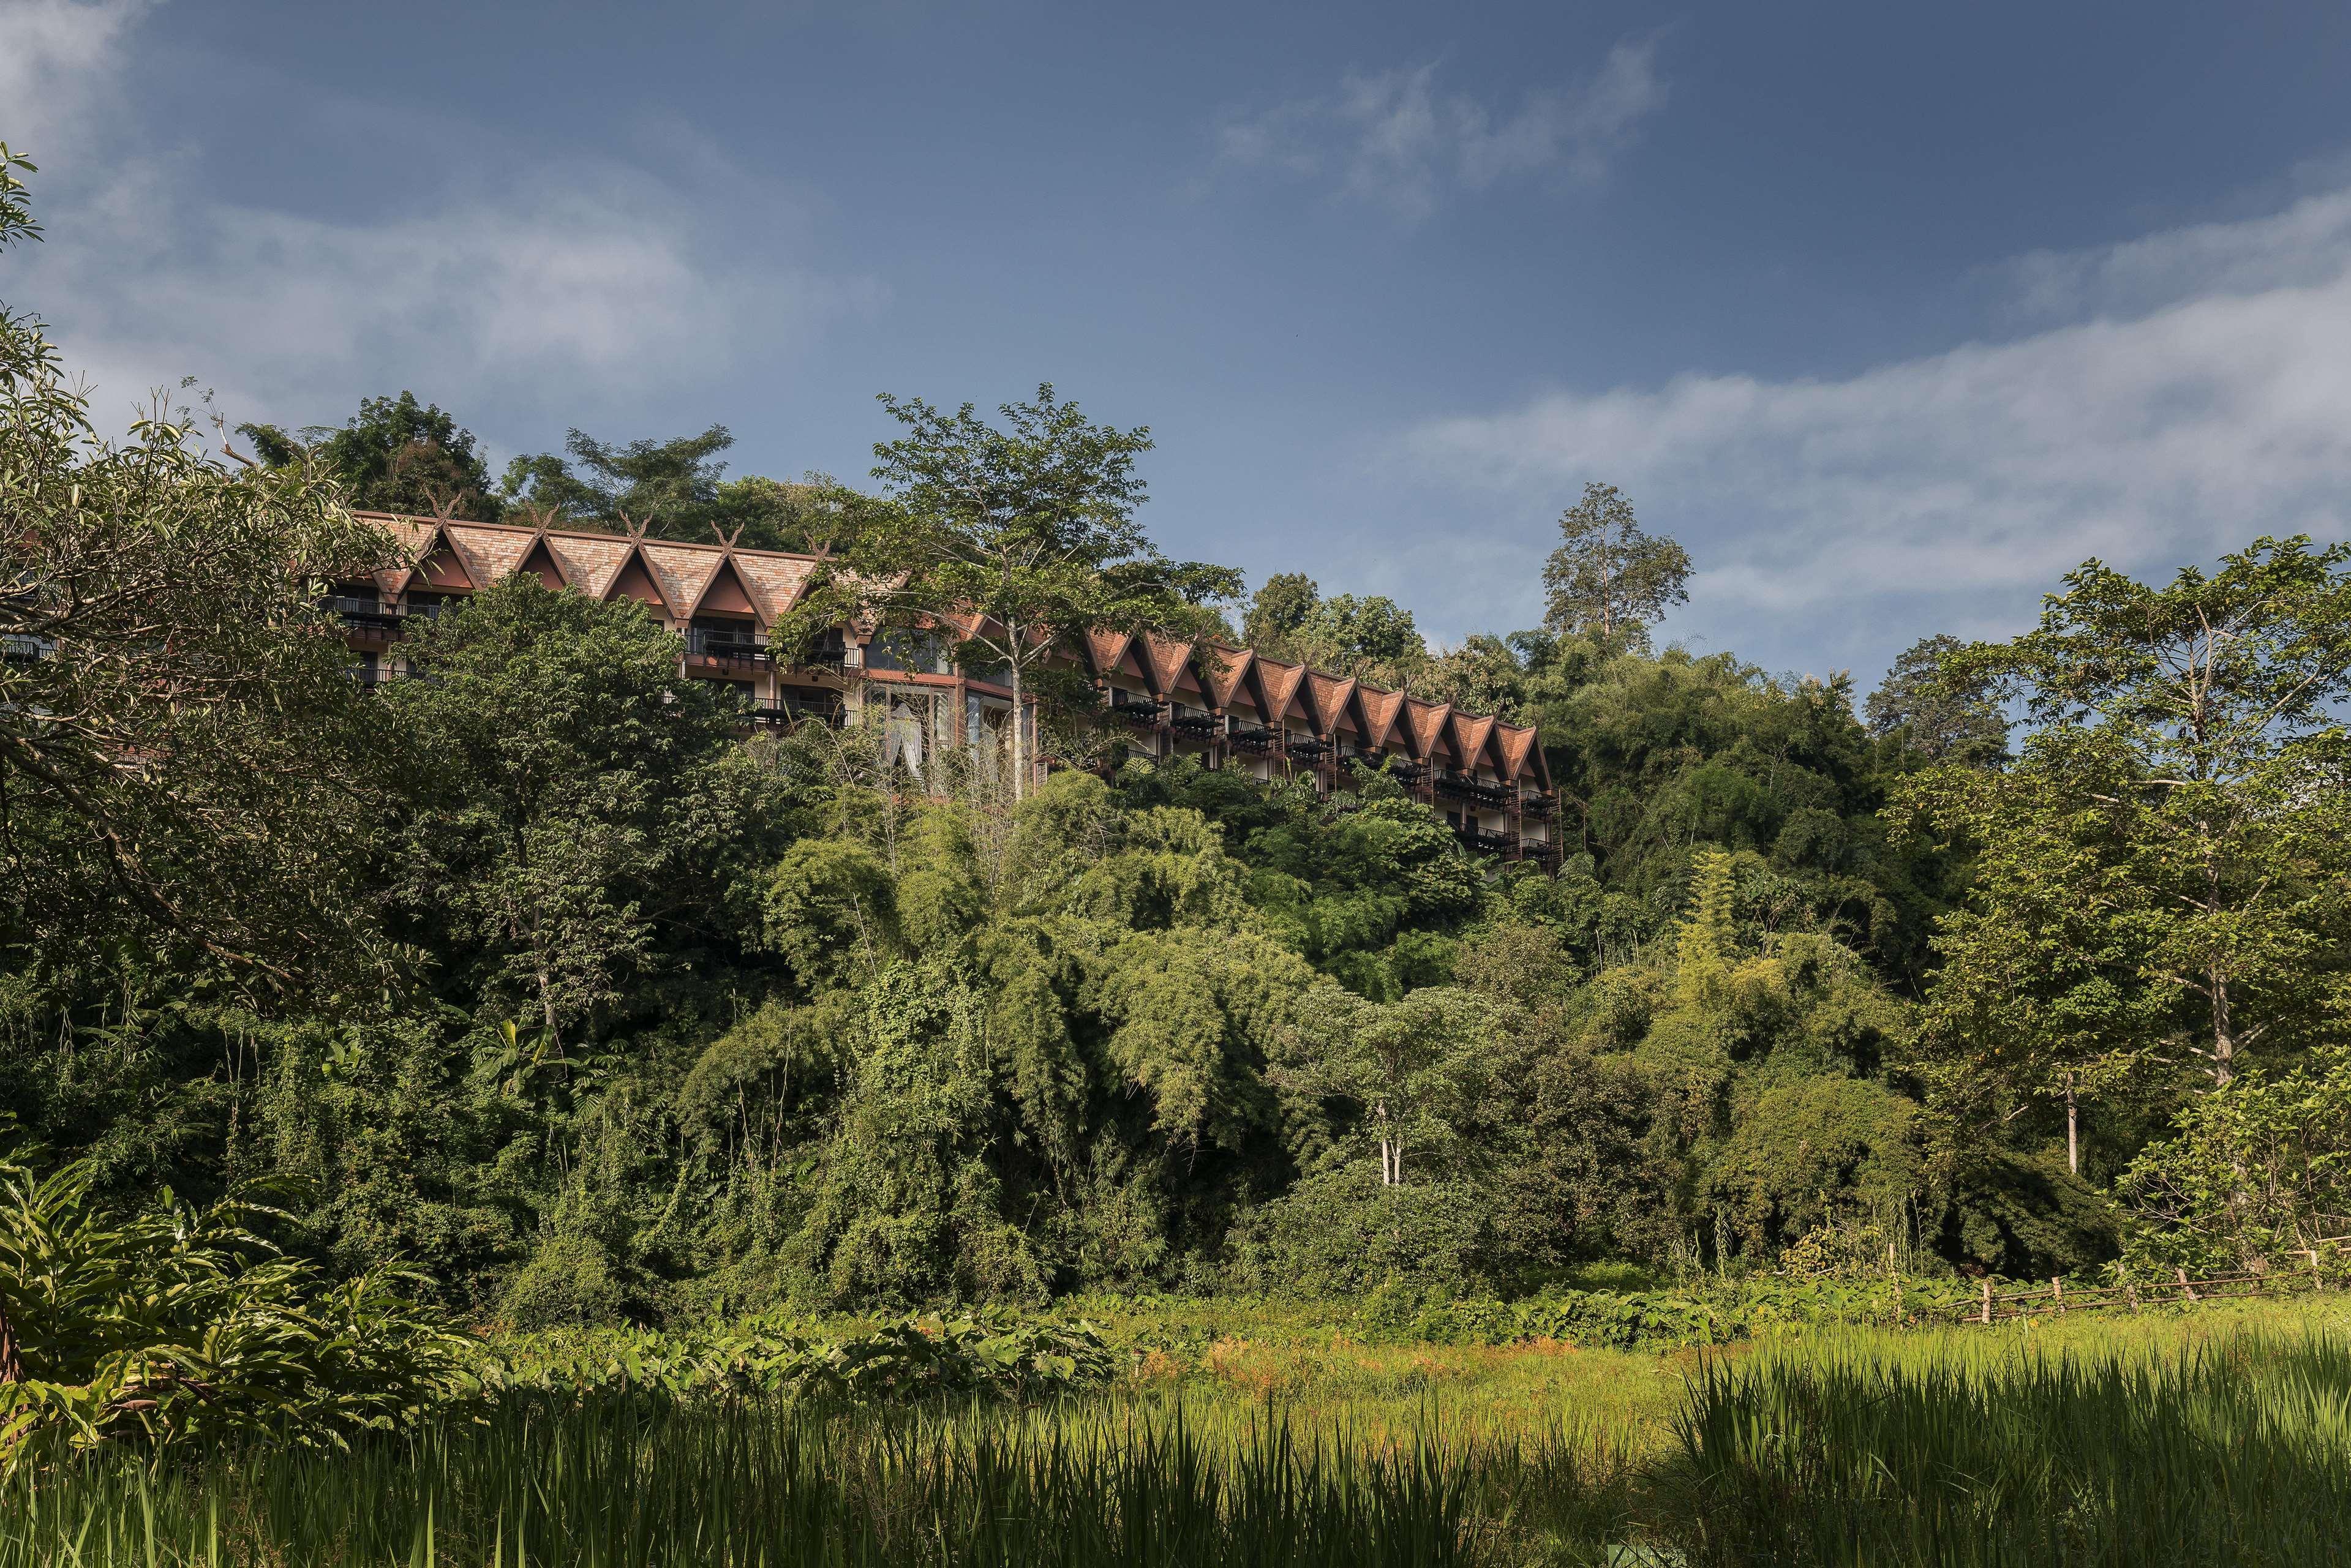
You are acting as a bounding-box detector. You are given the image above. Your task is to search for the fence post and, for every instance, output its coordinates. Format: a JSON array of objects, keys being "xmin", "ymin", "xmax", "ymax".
[
  {"xmin": 2176, "ymin": 1267, "xmax": 2198, "ymax": 1303},
  {"xmin": 2309, "ymin": 1250, "xmax": 2327, "ymax": 1292},
  {"xmin": 2052, "ymin": 1276, "xmax": 2064, "ymax": 1316},
  {"xmin": 2125, "ymin": 1279, "xmax": 2140, "ymax": 1312},
  {"xmin": 1980, "ymin": 1278, "xmax": 1993, "ymax": 1325}
]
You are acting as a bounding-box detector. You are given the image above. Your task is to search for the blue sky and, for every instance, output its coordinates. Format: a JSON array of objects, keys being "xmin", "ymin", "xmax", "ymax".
[{"xmin": 9, "ymin": 1, "xmax": 2351, "ymax": 688}]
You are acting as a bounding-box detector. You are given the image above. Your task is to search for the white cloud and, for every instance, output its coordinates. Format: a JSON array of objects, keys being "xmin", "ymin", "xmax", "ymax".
[
  {"xmin": 0, "ymin": 0, "xmax": 878, "ymax": 438},
  {"xmin": 0, "ymin": 0, "xmax": 149, "ymax": 152},
  {"xmin": 1215, "ymin": 41, "xmax": 1665, "ymax": 220},
  {"xmin": 1401, "ymin": 189, "xmax": 2351, "ymax": 655}
]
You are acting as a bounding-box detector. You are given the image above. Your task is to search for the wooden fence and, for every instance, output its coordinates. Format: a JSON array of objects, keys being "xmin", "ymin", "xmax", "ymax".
[{"xmin": 1954, "ymin": 1239, "xmax": 2349, "ymax": 1326}]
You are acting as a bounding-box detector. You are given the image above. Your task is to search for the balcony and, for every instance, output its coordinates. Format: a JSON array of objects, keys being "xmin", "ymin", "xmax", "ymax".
[
  {"xmin": 1168, "ymin": 713, "xmax": 1221, "ymax": 739},
  {"xmin": 1287, "ymin": 735, "xmax": 1331, "ymax": 760},
  {"xmin": 1435, "ymin": 771, "xmax": 1515, "ymax": 811},
  {"xmin": 2, "ymin": 633, "xmax": 51, "ymax": 663},
  {"xmin": 1383, "ymin": 759, "xmax": 1428, "ymax": 786},
  {"xmin": 686, "ymin": 629, "xmax": 773, "ymax": 669},
  {"xmin": 740, "ymin": 696, "xmax": 841, "ymax": 730},
  {"xmin": 1456, "ymin": 824, "xmax": 1519, "ymax": 855},
  {"xmin": 325, "ymin": 596, "xmax": 406, "ymax": 639},
  {"xmin": 1227, "ymin": 726, "xmax": 1279, "ymax": 754},
  {"xmin": 1521, "ymin": 792, "xmax": 1557, "ymax": 820},
  {"xmin": 1108, "ymin": 695, "xmax": 1164, "ymax": 728}
]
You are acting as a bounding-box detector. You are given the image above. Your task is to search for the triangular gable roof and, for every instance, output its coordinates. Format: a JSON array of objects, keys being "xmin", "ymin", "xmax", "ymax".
[
  {"xmin": 1141, "ymin": 632, "xmax": 1195, "ymax": 697},
  {"xmin": 515, "ymin": 534, "xmax": 571, "ymax": 591},
  {"xmin": 1496, "ymin": 724, "xmax": 1538, "ymax": 783},
  {"xmin": 731, "ymin": 553, "xmax": 816, "ymax": 620},
  {"xmin": 1357, "ymin": 685, "xmax": 1406, "ymax": 749},
  {"xmin": 691, "ymin": 555, "xmax": 760, "ymax": 618},
  {"xmin": 1451, "ymin": 711, "xmax": 1497, "ymax": 771},
  {"xmin": 1305, "ymin": 672, "xmax": 1358, "ymax": 735},
  {"xmin": 1406, "ymin": 700, "xmax": 1453, "ymax": 759},
  {"xmin": 544, "ymin": 531, "xmax": 635, "ymax": 599},
  {"xmin": 1084, "ymin": 628, "xmax": 1133, "ymax": 681},
  {"xmin": 444, "ymin": 523, "xmax": 536, "ymax": 588},
  {"xmin": 606, "ymin": 550, "xmax": 669, "ymax": 608},
  {"xmin": 1200, "ymin": 645, "xmax": 1254, "ymax": 710},
  {"xmin": 1254, "ymin": 658, "xmax": 1308, "ymax": 724},
  {"xmin": 639, "ymin": 544, "xmax": 717, "ymax": 618}
]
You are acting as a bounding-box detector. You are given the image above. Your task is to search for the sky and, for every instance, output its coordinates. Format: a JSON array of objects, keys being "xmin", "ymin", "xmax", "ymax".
[{"xmin": 7, "ymin": 0, "xmax": 2351, "ymax": 689}]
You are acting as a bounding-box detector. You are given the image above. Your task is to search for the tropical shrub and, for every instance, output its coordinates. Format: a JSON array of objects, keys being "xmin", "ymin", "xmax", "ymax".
[{"xmin": 0, "ymin": 1144, "xmax": 475, "ymax": 1470}]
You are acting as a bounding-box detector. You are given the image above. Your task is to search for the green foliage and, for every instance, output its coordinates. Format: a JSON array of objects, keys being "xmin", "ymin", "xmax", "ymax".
[
  {"xmin": 1540, "ymin": 481, "xmax": 1690, "ymax": 646},
  {"xmin": 1865, "ymin": 632, "xmax": 2009, "ymax": 766},
  {"xmin": 241, "ymin": 391, "xmax": 505, "ymax": 521},
  {"xmin": 494, "ymin": 1311, "xmax": 1116, "ymax": 1404},
  {"xmin": 2118, "ymin": 1046, "xmax": 2351, "ymax": 1275},
  {"xmin": 0, "ymin": 273, "xmax": 397, "ymax": 991},
  {"xmin": 0, "ymin": 1143, "xmax": 473, "ymax": 1469},
  {"xmin": 1682, "ymin": 1330, "xmax": 2351, "ymax": 1564},
  {"xmin": 497, "ymin": 423, "xmax": 837, "ymax": 550}
]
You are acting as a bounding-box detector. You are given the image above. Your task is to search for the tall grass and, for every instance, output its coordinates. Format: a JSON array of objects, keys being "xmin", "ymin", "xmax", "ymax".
[
  {"xmin": 9, "ymin": 1307, "xmax": 2349, "ymax": 1566},
  {"xmin": 1674, "ymin": 1326, "xmax": 2351, "ymax": 1566},
  {"xmin": 0, "ymin": 1395, "xmax": 1624, "ymax": 1567}
]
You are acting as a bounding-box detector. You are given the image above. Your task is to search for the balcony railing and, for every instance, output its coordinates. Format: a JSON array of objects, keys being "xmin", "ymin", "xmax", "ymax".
[
  {"xmin": 1456, "ymin": 825, "xmax": 1519, "ymax": 855},
  {"xmin": 686, "ymin": 629, "xmax": 773, "ymax": 667},
  {"xmin": 1108, "ymin": 696, "xmax": 1164, "ymax": 727},
  {"xmin": 740, "ymin": 697, "xmax": 842, "ymax": 730},
  {"xmin": 1227, "ymin": 726, "xmax": 1278, "ymax": 754},
  {"xmin": 2, "ymin": 633, "xmax": 52, "ymax": 663},
  {"xmin": 1287, "ymin": 735, "xmax": 1331, "ymax": 760},
  {"xmin": 1521, "ymin": 792, "xmax": 1557, "ymax": 820},
  {"xmin": 325, "ymin": 596, "xmax": 406, "ymax": 636},
  {"xmin": 1169, "ymin": 713, "xmax": 1220, "ymax": 738},
  {"xmin": 1435, "ymin": 772, "xmax": 1515, "ymax": 811}
]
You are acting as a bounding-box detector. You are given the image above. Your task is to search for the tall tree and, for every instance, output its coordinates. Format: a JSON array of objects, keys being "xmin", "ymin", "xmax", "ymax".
[
  {"xmin": 499, "ymin": 426, "xmax": 743, "ymax": 541},
  {"xmin": 0, "ymin": 152, "xmax": 399, "ymax": 990},
  {"xmin": 1903, "ymin": 539, "xmax": 2351, "ymax": 1122},
  {"xmin": 1276, "ymin": 984, "xmax": 1497, "ymax": 1186},
  {"xmin": 383, "ymin": 578, "xmax": 782, "ymax": 1057},
  {"xmin": 1867, "ymin": 633, "xmax": 2010, "ymax": 766},
  {"xmin": 241, "ymin": 392, "xmax": 503, "ymax": 522},
  {"xmin": 808, "ymin": 386, "xmax": 1239, "ymax": 800},
  {"xmin": 1541, "ymin": 481, "xmax": 1691, "ymax": 645}
]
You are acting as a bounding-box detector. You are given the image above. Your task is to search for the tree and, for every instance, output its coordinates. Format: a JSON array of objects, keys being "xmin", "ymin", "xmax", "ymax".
[
  {"xmin": 241, "ymin": 392, "xmax": 503, "ymax": 521},
  {"xmin": 383, "ymin": 577, "xmax": 783, "ymax": 1057},
  {"xmin": 811, "ymin": 386, "xmax": 1239, "ymax": 800},
  {"xmin": 0, "ymin": 156, "xmax": 399, "ymax": 990},
  {"xmin": 1903, "ymin": 538, "xmax": 2351, "ymax": 1160},
  {"xmin": 1866, "ymin": 634, "xmax": 2009, "ymax": 766},
  {"xmin": 1240, "ymin": 572, "xmax": 1320, "ymax": 651},
  {"xmin": 1237, "ymin": 573, "xmax": 1428, "ymax": 685},
  {"xmin": 1277, "ymin": 984, "xmax": 1497, "ymax": 1186},
  {"xmin": 1541, "ymin": 481, "xmax": 1691, "ymax": 644}
]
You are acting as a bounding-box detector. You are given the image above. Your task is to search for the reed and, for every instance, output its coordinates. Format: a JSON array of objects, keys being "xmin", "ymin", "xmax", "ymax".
[
  {"xmin": 1672, "ymin": 1326, "xmax": 2351, "ymax": 1566},
  {"xmin": 8, "ymin": 1304, "xmax": 2349, "ymax": 1566}
]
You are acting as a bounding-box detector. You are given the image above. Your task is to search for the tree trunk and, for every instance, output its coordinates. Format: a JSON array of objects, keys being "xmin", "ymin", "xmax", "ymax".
[
  {"xmin": 1007, "ymin": 647, "xmax": 1028, "ymax": 801},
  {"xmin": 2065, "ymin": 1071, "xmax": 2079, "ymax": 1176},
  {"xmin": 2211, "ymin": 962, "xmax": 2235, "ymax": 1087}
]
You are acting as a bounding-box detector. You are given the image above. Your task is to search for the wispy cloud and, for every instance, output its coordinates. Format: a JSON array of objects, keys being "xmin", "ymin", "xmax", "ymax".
[
  {"xmin": 1213, "ymin": 41, "xmax": 1665, "ymax": 221},
  {"xmin": 0, "ymin": 0, "xmax": 879, "ymax": 438},
  {"xmin": 1399, "ymin": 184, "xmax": 2351, "ymax": 667}
]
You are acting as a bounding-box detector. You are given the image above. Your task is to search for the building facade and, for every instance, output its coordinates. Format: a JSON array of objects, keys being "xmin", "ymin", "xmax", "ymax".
[{"xmin": 336, "ymin": 512, "xmax": 1557, "ymax": 862}]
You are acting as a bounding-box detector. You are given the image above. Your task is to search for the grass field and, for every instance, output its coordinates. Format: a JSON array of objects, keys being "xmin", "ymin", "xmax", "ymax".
[{"xmin": 9, "ymin": 1297, "xmax": 2349, "ymax": 1566}]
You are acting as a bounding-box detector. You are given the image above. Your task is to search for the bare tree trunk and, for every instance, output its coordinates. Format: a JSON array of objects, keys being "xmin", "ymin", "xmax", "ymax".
[
  {"xmin": 2211, "ymin": 962, "xmax": 2235, "ymax": 1087},
  {"xmin": 1007, "ymin": 647, "xmax": 1028, "ymax": 801},
  {"xmin": 2065, "ymin": 1071, "xmax": 2080, "ymax": 1176}
]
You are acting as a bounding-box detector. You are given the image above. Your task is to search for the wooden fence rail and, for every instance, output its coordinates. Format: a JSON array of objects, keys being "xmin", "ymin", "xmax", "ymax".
[{"xmin": 1953, "ymin": 1239, "xmax": 2349, "ymax": 1327}]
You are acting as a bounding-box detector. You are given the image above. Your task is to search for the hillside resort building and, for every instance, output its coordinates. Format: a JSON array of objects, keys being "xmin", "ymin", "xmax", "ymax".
[{"xmin": 334, "ymin": 512, "xmax": 1557, "ymax": 863}]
